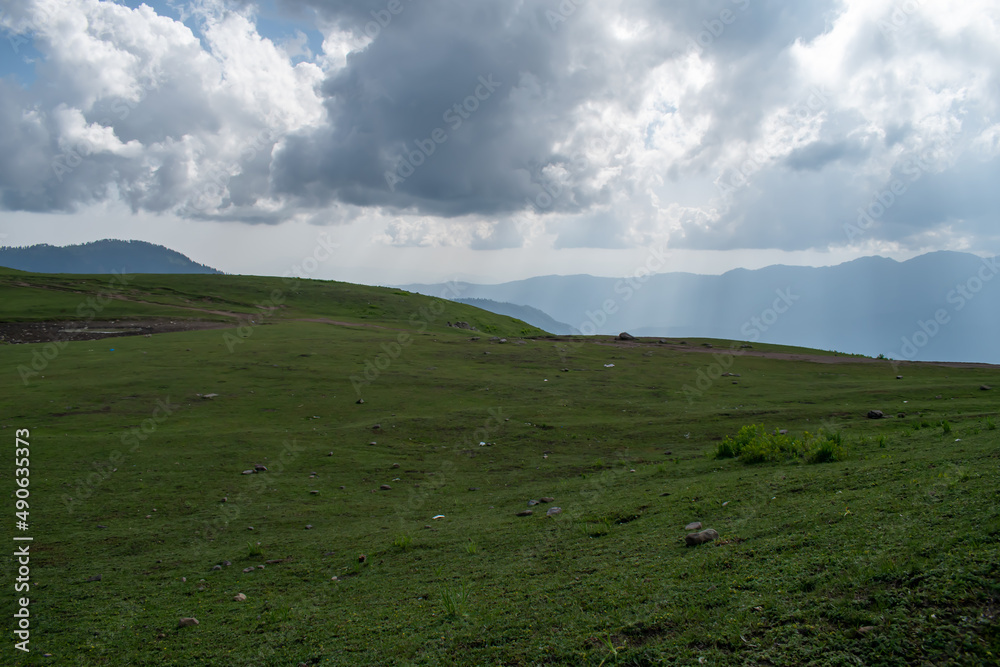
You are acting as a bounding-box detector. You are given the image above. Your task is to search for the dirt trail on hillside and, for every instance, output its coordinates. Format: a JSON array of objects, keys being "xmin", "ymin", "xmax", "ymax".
[{"xmin": 595, "ymin": 339, "xmax": 1000, "ymax": 370}]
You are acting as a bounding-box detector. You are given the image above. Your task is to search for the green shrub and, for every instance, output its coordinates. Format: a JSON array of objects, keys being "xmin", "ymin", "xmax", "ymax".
[
  {"xmin": 713, "ymin": 424, "xmax": 846, "ymax": 465},
  {"xmin": 941, "ymin": 420, "xmax": 952, "ymax": 434},
  {"xmin": 987, "ymin": 417, "xmax": 997, "ymax": 431}
]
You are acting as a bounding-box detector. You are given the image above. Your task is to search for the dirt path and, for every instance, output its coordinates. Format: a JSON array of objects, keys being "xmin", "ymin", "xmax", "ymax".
[{"xmin": 595, "ymin": 339, "xmax": 1000, "ymax": 369}]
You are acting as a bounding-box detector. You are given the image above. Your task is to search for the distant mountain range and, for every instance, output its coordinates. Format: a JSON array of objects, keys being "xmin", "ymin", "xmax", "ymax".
[
  {"xmin": 400, "ymin": 251, "xmax": 1000, "ymax": 364},
  {"xmin": 0, "ymin": 240, "xmax": 221, "ymax": 274},
  {"xmin": 454, "ymin": 298, "xmax": 578, "ymax": 335}
]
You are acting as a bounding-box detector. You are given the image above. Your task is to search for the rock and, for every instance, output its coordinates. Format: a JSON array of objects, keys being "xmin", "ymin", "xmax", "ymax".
[
  {"xmin": 617, "ymin": 332, "xmax": 635, "ymax": 341},
  {"xmin": 540, "ymin": 497, "xmax": 555, "ymax": 503},
  {"xmin": 982, "ymin": 385, "xmax": 992, "ymax": 391},
  {"xmin": 233, "ymin": 593, "xmax": 246, "ymax": 602},
  {"xmin": 527, "ymin": 499, "xmax": 539, "ymax": 506},
  {"xmin": 242, "ymin": 469, "xmax": 255, "ymax": 475},
  {"xmin": 220, "ymin": 497, "xmax": 227, "ymax": 503},
  {"xmin": 356, "ymin": 398, "xmax": 364, "ymax": 404},
  {"xmin": 222, "ymin": 561, "xmax": 231, "ymax": 567},
  {"xmin": 97, "ymin": 524, "xmax": 107, "ymax": 529},
  {"xmin": 305, "ymin": 524, "xmax": 313, "ymax": 529},
  {"xmin": 87, "ymin": 574, "xmax": 102, "ymax": 582},
  {"xmin": 373, "ymin": 424, "xmax": 381, "ymax": 430},
  {"xmin": 257, "ymin": 564, "xmax": 265, "ymax": 569},
  {"xmin": 685, "ymin": 528, "xmax": 719, "ymax": 546},
  {"xmin": 202, "ymin": 394, "xmax": 218, "ymax": 399},
  {"xmin": 254, "ymin": 464, "xmax": 267, "ymax": 472},
  {"xmin": 243, "ymin": 567, "xmax": 255, "ymax": 573},
  {"xmin": 896, "ymin": 375, "xmax": 903, "ymax": 379},
  {"xmin": 857, "ymin": 625, "xmax": 875, "ymax": 635},
  {"xmin": 310, "ymin": 490, "xmax": 319, "ymax": 495},
  {"xmin": 369, "ymin": 441, "xmax": 377, "ymax": 446},
  {"xmin": 685, "ymin": 522, "xmax": 702, "ymax": 531},
  {"xmin": 867, "ymin": 410, "xmax": 884, "ymax": 419},
  {"xmin": 181, "ymin": 577, "xmax": 186, "ymax": 582},
  {"xmin": 211, "ymin": 565, "xmax": 222, "ymax": 571},
  {"xmin": 340, "ymin": 485, "xmax": 346, "ymax": 490},
  {"xmin": 380, "ymin": 484, "xmax": 392, "ymax": 491},
  {"xmin": 778, "ymin": 429, "xmax": 788, "ymax": 435},
  {"xmin": 546, "ymin": 507, "xmax": 563, "ymax": 517},
  {"xmin": 516, "ymin": 510, "xmax": 533, "ymax": 517},
  {"xmin": 178, "ymin": 617, "xmax": 199, "ymax": 627},
  {"xmin": 327, "ymin": 451, "xmax": 334, "ymax": 456}
]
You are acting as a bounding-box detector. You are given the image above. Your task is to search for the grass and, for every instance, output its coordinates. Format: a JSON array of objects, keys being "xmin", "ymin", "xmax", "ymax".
[{"xmin": 1, "ymin": 270, "xmax": 998, "ymax": 665}]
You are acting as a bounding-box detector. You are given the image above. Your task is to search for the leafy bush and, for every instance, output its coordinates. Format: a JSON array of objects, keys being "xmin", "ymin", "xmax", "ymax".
[{"xmin": 713, "ymin": 424, "xmax": 846, "ymax": 465}]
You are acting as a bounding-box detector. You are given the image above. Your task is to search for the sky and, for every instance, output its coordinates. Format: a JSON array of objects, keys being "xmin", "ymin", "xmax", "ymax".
[{"xmin": 0, "ymin": 0, "xmax": 998, "ymax": 285}]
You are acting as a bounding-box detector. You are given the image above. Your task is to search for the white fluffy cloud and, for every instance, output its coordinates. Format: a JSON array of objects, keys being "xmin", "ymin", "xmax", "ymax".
[{"xmin": 0, "ymin": 0, "xmax": 998, "ymax": 258}]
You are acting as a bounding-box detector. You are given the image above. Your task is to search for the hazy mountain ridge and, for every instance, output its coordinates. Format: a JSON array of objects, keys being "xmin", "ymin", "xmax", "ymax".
[
  {"xmin": 0, "ymin": 239, "xmax": 222, "ymax": 274},
  {"xmin": 400, "ymin": 251, "xmax": 1000, "ymax": 364},
  {"xmin": 453, "ymin": 298, "xmax": 579, "ymax": 335}
]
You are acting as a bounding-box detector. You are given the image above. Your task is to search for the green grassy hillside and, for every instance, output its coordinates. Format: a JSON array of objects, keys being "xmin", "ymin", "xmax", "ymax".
[{"xmin": 1, "ymin": 272, "xmax": 998, "ymax": 666}]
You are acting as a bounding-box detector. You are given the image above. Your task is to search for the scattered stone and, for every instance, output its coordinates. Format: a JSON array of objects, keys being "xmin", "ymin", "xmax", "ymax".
[
  {"xmin": 305, "ymin": 524, "xmax": 314, "ymax": 529},
  {"xmin": 356, "ymin": 399, "xmax": 365, "ymax": 404},
  {"xmin": 340, "ymin": 485, "xmax": 346, "ymax": 490},
  {"xmin": 373, "ymin": 424, "xmax": 381, "ymax": 430},
  {"xmin": 617, "ymin": 332, "xmax": 635, "ymax": 341},
  {"xmin": 220, "ymin": 497, "xmax": 227, "ymax": 503},
  {"xmin": 527, "ymin": 499, "xmax": 539, "ymax": 506},
  {"xmin": 896, "ymin": 376, "xmax": 903, "ymax": 380},
  {"xmin": 867, "ymin": 410, "xmax": 884, "ymax": 419},
  {"xmin": 178, "ymin": 617, "xmax": 199, "ymax": 628},
  {"xmin": 97, "ymin": 524, "xmax": 107, "ymax": 529},
  {"xmin": 87, "ymin": 574, "xmax": 102, "ymax": 582},
  {"xmin": 211, "ymin": 565, "xmax": 222, "ymax": 571},
  {"xmin": 685, "ymin": 522, "xmax": 703, "ymax": 531},
  {"xmin": 392, "ymin": 463, "xmax": 400, "ymax": 468},
  {"xmin": 233, "ymin": 593, "xmax": 246, "ymax": 602},
  {"xmin": 778, "ymin": 429, "xmax": 788, "ymax": 435},
  {"xmin": 685, "ymin": 528, "xmax": 720, "ymax": 546},
  {"xmin": 181, "ymin": 577, "xmax": 186, "ymax": 582},
  {"xmin": 857, "ymin": 625, "xmax": 875, "ymax": 635},
  {"xmin": 243, "ymin": 567, "xmax": 255, "ymax": 573},
  {"xmin": 327, "ymin": 451, "xmax": 334, "ymax": 456},
  {"xmin": 540, "ymin": 497, "xmax": 555, "ymax": 503},
  {"xmin": 432, "ymin": 515, "xmax": 445, "ymax": 520},
  {"xmin": 310, "ymin": 490, "xmax": 319, "ymax": 495},
  {"xmin": 257, "ymin": 564, "xmax": 265, "ymax": 569},
  {"xmin": 380, "ymin": 484, "xmax": 392, "ymax": 491},
  {"xmin": 242, "ymin": 469, "xmax": 255, "ymax": 475},
  {"xmin": 981, "ymin": 385, "xmax": 992, "ymax": 391},
  {"xmin": 546, "ymin": 507, "xmax": 563, "ymax": 517},
  {"xmin": 516, "ymin": 510, "xmax": 533, "ymax": 517},
  {"xmin": 254, "ymin": 464, "xmax": 268, "ymax": 472},
  {"xmin": 247, "ymin": 526, "xmax": 254, "ymax": 531},
  {"xmin": 369, "ymin": 441, "xmax": 377, "ymax": 446},
  {"xmin": 202, "ymin": 394, "xmax": 218, "ymax": 400},
  {"xmin": 222, "ymin": 561, "xmax": 231, "ymax": 567}
]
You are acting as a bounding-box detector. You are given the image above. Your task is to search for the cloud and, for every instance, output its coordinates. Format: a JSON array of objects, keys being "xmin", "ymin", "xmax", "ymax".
[{"xmin": 0, "ymin": 0, "xmax": 997, "ymax": 256}]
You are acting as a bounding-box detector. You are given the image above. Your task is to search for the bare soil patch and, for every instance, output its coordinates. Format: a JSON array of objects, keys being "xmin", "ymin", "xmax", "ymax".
[{"xmin": 0, "ymin": 319, "xmax": 231, "ymax": 344}]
